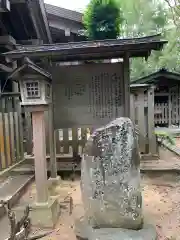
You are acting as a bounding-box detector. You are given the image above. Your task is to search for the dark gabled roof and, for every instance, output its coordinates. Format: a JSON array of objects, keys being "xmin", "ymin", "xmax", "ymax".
[
  {"xmin": 3, "ymin": 34, "xmax": 167, "ymax": 61},
  {"xmin": 132, "ymin": 68, "xmax": 180, "ymax": 84},
  {"xmin": 45, "ymin": 4, "xmax": 82, "ymax": 23},
  {"xmin": 7, "ymin": 57, "xmax": 52, "ymax": 80}
]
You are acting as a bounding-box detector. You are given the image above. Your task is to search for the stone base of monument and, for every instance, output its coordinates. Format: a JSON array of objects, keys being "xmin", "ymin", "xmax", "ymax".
[
  {"xmin": 74, "ymin": 217, "xmax": 157, "ymax": 240},
  {"xmin": 13, "ymin": 198, "xmax": 60, "ymax": 228}
]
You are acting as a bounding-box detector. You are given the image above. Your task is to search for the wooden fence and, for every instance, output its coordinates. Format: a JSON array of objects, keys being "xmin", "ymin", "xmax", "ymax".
[
  {"xmin": 154, "ymin": 103, "xmax": 169, "ymax": 125},
  {"xmin": 0, "ymin": 93, "xmax": 24, "ymax": 170},
  {"xmin": 154, "ymin": 102, "xmax": 180, "ymax": 126},
  {"xmin": 154, "ymin": 86, "xmax": 180, "ymax": 126},
  {"xmin": 54, "ymin": 128, "xmax": 91, "ymax": 156}
]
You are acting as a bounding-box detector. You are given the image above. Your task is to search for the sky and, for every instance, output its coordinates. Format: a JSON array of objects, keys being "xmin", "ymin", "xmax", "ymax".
[{"xmin": 44, "ymin": 0, "xmax": 90, "ymax": 11}]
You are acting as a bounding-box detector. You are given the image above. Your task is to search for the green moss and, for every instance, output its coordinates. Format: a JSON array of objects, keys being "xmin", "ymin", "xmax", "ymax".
[{"xmin": 155, "ymin": 131, "xmax": 175, "ymax": 146}]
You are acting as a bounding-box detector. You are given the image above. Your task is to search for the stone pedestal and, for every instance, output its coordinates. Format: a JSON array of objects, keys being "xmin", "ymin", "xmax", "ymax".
[
  {"xmin": 74, "ymin": 217, "xmax": 157, "ymax": 240},
  {"xmin": 14, "ymin": 198, "xmax": 60, "ymax": 228}
]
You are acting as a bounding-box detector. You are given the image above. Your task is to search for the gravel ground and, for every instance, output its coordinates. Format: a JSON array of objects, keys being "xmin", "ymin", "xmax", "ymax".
[
  {"xmin": 24, "ymin": 173, "xmax": 180, "ymax": 240},
  {"xmin": 28, "ymin": 139, "xmax": 180, "ymax": 240}
]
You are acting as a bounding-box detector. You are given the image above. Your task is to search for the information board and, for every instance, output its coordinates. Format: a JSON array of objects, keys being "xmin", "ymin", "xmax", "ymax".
[{"xmin": 52, "ymin": 63, "xmax": 124, "ymax": 129}]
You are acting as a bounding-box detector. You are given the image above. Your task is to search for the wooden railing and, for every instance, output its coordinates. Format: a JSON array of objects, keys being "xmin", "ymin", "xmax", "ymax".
[{"xmin": 53, "ymin": 128, "xmax": 91, "ymax": 156}]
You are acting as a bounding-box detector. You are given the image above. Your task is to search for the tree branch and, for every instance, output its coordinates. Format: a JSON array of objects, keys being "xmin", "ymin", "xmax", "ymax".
[{"xmin": 164, "ymin": 0, "xmax": 179, "ymax": 26}]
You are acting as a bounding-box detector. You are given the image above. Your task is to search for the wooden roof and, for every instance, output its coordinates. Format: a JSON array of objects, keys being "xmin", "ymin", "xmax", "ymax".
[
  {"xmin": 3, "ymin": 34, "xmax": 167, "ymax": 61},
  {"xmin": 7, "ymin": 57, "xmax": 52, "ymax": 81},
  {"xmin": 132, "ymin": 68, "xmax": 180, "ymax": 84},
  {"xmin": 45, "ymin": 3, "xmax": 84, "ymax": 43},
  {"xmin": 45, "ymin": 4, "xmax": 82, "ymax": 23}
]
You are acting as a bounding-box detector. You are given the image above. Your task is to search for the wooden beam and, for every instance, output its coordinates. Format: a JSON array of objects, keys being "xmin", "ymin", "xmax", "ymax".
[
  {"xmin": 0, "ymin": 63, "xmax": 13, "ymax": 72},
  {"xmin": 10, "ymin": 0, "xmax": 26, "ymax": 3},
  {"xmin": 147, "ymin": 86, "xmax": 156, "ymax": 155},
  {"xmin": 0, "ymin": 35, "xmax": 16, "ymax": 46},
  {"xmin": 130, "ymin": 93, "xmax": 135, "ymax": 124},
  {"xmin": 19, "ymin": 39, "xmax": 43, "ymax": 45},
  {"xmin": 137, "ymin": 89, "xmax": 146, "ymax": 153},
  {"xmin": 123, "ymin": 53, "xmax": 130, "ymax": 117},
  {"xmin": 49, "ymin": 21, "xmax": 81, "ymax": 34},
  {"xmin": 3, "ymin": 45, "xmax": 14, "ymax": 51},
  {"xmin": 0, "ymin": 0, "xmax": 10, "ymax": 12},
  {"xmin": 65, "ymin": 28, "xmax": 71, "ymax": 37},
  {"xmin": 48, "ymin": 103, "xmax": 58, "ymax": 178},
  {"xmin": 38, "ymin": 0, "xmax": 52, "ymax": 43},
  {"xmin": 26, "ymin": 1, "xmax": 41, "ymax": 41}
]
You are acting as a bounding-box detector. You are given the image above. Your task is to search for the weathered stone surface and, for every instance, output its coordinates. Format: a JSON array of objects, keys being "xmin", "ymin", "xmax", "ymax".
[
  {"xmin": 74, "ymin": 217, "xmax": 156, "ymax": 240},
  {"xmin": 81, "ymin": 118, "xmax": 143, "ymax": 229}
]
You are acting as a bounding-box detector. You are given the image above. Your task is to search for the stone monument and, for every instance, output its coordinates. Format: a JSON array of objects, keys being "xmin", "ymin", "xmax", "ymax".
[{"xmin": 75, "ymin": 117, "xmax": 156, "ymax": 240}]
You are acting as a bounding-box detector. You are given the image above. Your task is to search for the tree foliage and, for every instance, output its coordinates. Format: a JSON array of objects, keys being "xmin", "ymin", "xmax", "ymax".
[
  {"xmin": 118, "ymin": 0, "xmax": 180, "ymax": 80},
  {"xmin": 120, "ymin": 0, "xmax": 168, "ymax": 38},
  {"xmin": 164, "ymin": 0, "xmax": 180, "ymax": 26},
  {"xmin": 82, "ymin": 0, "xmax": 179, "ymax": 79},
  {"xmin": 83, "ymin": 0, "xmax": 123, "ymax": 40}
]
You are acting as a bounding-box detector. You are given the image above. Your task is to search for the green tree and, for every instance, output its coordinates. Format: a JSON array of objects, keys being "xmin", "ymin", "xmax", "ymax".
[
  {"xmin": 120, "ymin": 0, "xmax": 167, "ymax": 38},
  {"xmin": 119, "ymin": 0, "xmax": 180, "ymax": 79},
  {"xmin": 83, "ymin": 0, "xmax": 123, "ymax": 40},
  {"xmin": 82, "ymin": 0, "xmax": 179, "ymax": 78}
]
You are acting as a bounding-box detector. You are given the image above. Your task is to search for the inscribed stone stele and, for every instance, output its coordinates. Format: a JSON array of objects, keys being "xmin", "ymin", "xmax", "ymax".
[{"xmin": 81, "ymin": 117, "xmax": 143, "ymax": 230}]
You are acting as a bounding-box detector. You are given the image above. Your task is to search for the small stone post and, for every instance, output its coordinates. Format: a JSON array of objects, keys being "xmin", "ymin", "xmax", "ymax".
[{"xmin": 32, "ymin": 108, "xmax": 48, "ymax": 204}]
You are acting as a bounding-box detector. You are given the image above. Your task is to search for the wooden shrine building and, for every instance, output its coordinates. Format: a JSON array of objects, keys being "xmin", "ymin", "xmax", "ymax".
[
  {"xmin": 133, "ymin": 68, "xmax": 180, "ymax": 127},
  {"xmin": 3, "ymin": 34, "xmax": 167, "ymax": 162}
]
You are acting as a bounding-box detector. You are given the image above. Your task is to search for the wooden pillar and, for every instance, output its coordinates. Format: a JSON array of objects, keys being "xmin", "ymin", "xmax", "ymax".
[
  {"xmin": 130, "ymin": 93, "xmax": 135, "ymax": 124},
  {"xmin": 137, "ymin": 90, "xmax": 146, "ymax": 153},
  {"xmin": 147, "ymin": 86, "xmax": 156, "ymax": 155},
  {"xmin": 123, "ymin": 53, "xmax": 130, "ymax": 117},
  {"xmin": 168, "ymin": 89, "xmax": 172, "ymax": 127},
  {"xmin": 32, "ymin": 110, "xmax": 48, "ymax": 204},
  {"xmin": 48, "ymin": 103, "xmax": 58, "ymax": 179}
]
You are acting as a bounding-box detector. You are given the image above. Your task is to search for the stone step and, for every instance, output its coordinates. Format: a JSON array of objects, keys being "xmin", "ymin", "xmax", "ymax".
[
  {"xmin": 11, "ymin": 159, "xmax": 180, "ymax": 177},
  {"xmin": 0, "ymin": 174, "xmax": 34, "ymax": 219},
  {"xmin": 11, "ymin": 162, "xmax": 81, "ymax": 174},
  {"xmin": 10, "ymin": 163, "xmax": 35, "ymax": 175}
]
